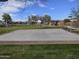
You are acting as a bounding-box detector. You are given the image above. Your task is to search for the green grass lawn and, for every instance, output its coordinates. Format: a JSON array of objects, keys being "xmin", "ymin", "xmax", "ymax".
[
  {"xmin": 0, "ymin": 24, "xmax": 62, "ymax": 35},
  {"xmin": 0, "ymin": 44, "xmax": 79, "ymax": 59}
]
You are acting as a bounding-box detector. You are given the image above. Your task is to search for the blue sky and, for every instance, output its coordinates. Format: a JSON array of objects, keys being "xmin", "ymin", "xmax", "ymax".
[{"xmin": 0, "ymin": 0, "xmax": 79, "ymax": 21}]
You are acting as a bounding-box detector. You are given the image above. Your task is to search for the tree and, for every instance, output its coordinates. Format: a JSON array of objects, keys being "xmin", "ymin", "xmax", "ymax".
[
  {"xmin": 64, "ymin": 19, "xmax": 70, "ymax": 24},
  {"xmin": 31, "ymin": 15, "xmax": 37, "ymax": 22},
  {"xmin": 70, "ymin": 7, "xmax": 79, "ymax": 20},
  {"xmin": 28, "ymin": 15, "xmax": 38, "ymax": 24},
  {"xmin": 28, "ymin": 15, "xmax": 51, "ymax": 25},
  {"xmin": 69, "ymin": 7, "xmax": 79, "ymax": 27},
  {"xmin": 43, "ymin": 15, "xmax": 51, "ymax": 24},
  {"xmin": 28, "ymin": 16, "xmax": 31, "ymax": 24},
  {"xmin": 2, "ymin": 13, "xmax": 12, "ymax": 24}
]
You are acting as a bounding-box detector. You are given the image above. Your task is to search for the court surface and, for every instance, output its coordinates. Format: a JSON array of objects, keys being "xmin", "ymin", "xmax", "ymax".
[{"xmin": 0, "ymin": 29, "xmax": 79, "ymax": 44}]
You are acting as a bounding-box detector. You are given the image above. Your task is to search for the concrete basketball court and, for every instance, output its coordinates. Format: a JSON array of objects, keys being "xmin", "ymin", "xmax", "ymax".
[{"xmin": 0, "ymin": 29, "xmax": 79, "ymax": 44}]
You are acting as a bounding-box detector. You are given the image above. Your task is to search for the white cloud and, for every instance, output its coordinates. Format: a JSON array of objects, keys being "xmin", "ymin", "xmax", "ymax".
[
  {"xmin": 38, "ymin": 3, "xmax": 46, "ymax": 7},
  {"xmin": 0, "ymin": 0, "xmax": 35, "ymax": 13},
  {"xmin": 0, "ymin": 0, "xmax": 48, "ymax": 21},
  {"xmin": 50, "ymin": 8, "xmax": 55, "ymax": 10},
  {"xmin": 10, "ymin": 13, "xmax": 16, "ymax": 17},
  {"xmin": 68, "ymin": 0, "xmax": 75, "ymax": 2},
  {"xmin": 37, "ymin": 0, "xmax": 47, "ymax": 7},
  {"xmin": 0, "ymin": 1, "xmax": 26, "ymax": 13},
  {"xmin": 0, "ymin": 5, "xmax": 19, "ymax": 13},
  {"xmin": 0, "ymin": 1, "xmax": 26, "ymax": 20},
  {"xmin": 13, "ymin": 19, "xmax": 27, "ymax": 22},
  {"xmin": 25, "ymin": 1, "xmax": 34, "ymax": 7},
  {"xmin": 31, "ymin": 13, "xmax": 37, "ymax": 16},
  {"xmin": 0, "ymin": 0, "xmax": 47, "ymax": 14}
]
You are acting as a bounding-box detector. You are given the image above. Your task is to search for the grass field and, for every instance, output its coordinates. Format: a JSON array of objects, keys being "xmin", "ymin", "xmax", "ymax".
[
  {"xmin": 0, "ymin": 24, "xmax": 62, "ymax": 35},
  {"xmin": 0, "ymin": 44, "xmax": 79, "ymax": 59},
  {"xmin": 0, "ymin": 25, "xmax": 79, "ymax": 59}
]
